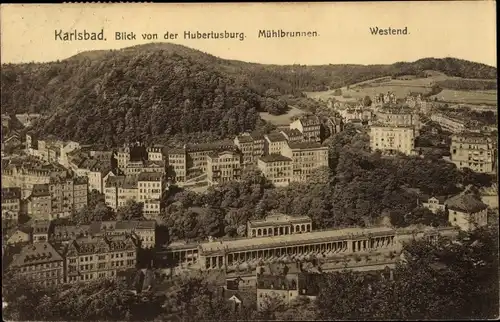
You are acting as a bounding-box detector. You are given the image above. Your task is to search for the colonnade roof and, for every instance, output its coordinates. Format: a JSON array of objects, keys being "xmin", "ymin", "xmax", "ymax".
[
  {"xmin": 248, "ymin": 214, "xmax": 312, "ymax": 227},
  {"xmin": 200, "ymin": 226, "xmax": 396, "ymax": 255}
]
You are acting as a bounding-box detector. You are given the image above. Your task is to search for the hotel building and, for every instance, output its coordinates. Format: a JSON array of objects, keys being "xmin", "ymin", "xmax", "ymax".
[
  {"xmin": 369, "ymin": 124, "xmax": 415, "ymax": 155},
  {"xmin": 8, "ymin": 242, "xmax": 64, "ymax": 287},
  {"xmin": 2, "ymin": 187, "xmax": 21, "ymax": 221},
  {"xmin": 281, "ymin": 141, "xmax": 329, "ymax": 183},
  {"xmin": 206, "ymin": 150, "xmax": 242, "ymax": 186},
  {"xmin": 257, "ymin": 155, "xmax": 292, "ymax": 187},
  {"xmin": 138, "ymin": 172, "xmax": 164, "ymax": 218},
  {"xmin": 234, "ymin": 132, "xmax": 266, "ymax": 168},
  {"xmin": 450, "ymin": 132, "xmax": 497, "ymax": 174},
  {"xmin": 65, "ymin": 235, "xmax": 137, "ymax": 283},
  {"xmin": 290, "ymin": 115, "xmax": 322, "ymax": 143}
]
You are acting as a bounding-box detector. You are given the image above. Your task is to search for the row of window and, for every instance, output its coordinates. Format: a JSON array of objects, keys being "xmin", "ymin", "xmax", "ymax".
[
  {"xmin": 22, "ymin": 268, "xmax": 61, "ymax": 279},
  {"xmin": 138, "ymin": 182, "xmax": 161, "ymax": 188},
  {"xmin": 21, "ymin": 262, "xmax": 62, "ymax": 271}
]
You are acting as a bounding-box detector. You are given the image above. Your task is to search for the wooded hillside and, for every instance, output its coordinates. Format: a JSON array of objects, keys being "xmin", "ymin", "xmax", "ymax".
[{"xmin": 1, "ymin": 43, "xmax": 496, "ymax": 145}]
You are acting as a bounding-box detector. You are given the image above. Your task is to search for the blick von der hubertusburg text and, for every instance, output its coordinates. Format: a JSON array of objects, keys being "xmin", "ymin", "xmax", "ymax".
[{"xmin": 54, "ymin": 29, "xmax": 320, "ymax": 41}]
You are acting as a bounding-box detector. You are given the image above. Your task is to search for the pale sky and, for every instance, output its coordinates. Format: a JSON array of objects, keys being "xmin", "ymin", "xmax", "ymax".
[{"xmin": 0, "ymin": 2, "xmax": 497, "ymax": 66}]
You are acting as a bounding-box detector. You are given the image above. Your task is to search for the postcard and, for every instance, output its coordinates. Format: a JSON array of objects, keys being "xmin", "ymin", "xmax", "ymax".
[{"xmin": 1, "ymin": 2, "xmax": 498, "ymax": 321}]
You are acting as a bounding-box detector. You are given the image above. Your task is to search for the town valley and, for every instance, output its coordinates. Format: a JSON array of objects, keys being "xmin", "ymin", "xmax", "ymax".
[{"xmin": 1, "ymin": 43, "xmax": 498, "ymax": 321}]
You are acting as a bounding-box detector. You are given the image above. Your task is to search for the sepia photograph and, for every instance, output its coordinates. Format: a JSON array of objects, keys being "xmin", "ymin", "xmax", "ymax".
[{"xmin": 0, "ymin": 2, "xmax": 498, "ymax": 321}]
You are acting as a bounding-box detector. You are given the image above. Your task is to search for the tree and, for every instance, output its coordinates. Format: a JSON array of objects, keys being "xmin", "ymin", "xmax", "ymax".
[
  {"xmin": 116, "ymin": 200, "xmax": 145, "ymax": 221},
  {"xmin": 333, "ymin": 88, "xmax": 343, "ymax": 96},
  {"xmin": 316, "ymin": 227, "xmax": 499, "ymax": 320},
  {"xmin": 362, "ymin": 95, "xmax": 372, "ymax": 107},
  {"xmin": 2, "ymin": 276, "xmax": 166, "ymax": 321}
]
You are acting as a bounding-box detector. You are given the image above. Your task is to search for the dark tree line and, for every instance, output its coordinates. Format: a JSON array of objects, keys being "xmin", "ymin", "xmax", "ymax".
[{"xmin": 160, "ymin": 125, "xmax": 487, "ymax": 243}]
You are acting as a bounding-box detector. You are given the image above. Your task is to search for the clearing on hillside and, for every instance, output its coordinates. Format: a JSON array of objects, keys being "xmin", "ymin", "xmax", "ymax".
[{"xmin": 259, "ymin": 105, "xmax": 305, "ymax": 126}]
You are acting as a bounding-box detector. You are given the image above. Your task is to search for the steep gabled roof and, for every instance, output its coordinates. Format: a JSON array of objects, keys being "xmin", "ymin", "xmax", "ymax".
[{"xmin": 445, "ymin": 193, "xmax": 488, "ymax": 213}]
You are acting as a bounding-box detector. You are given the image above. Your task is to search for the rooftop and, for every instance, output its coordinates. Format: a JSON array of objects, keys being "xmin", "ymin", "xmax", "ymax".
[
  {"xmin": 167, "ymin": 148, "xmax": 186, "ymax": 155},
  {"xmin": 235, "ymin": 134, "xmax": 254, "ymax": 144},
  {"xmin": 105, "ymin": 175, "xmax": 126, "ymax": 188},
  {"xmin": 66, "ymin": 235, "xmax": 136, "ymax": 256},
  {"xmin": 265, "ymin": 132, "xmax": 287, "ymax": 143},
  {"xmin": 445, "ymin": 193, "xmax": 488, "ymax": 214},
  {"xmin": 259, "ymin": 154, "xmax": 292, "ymax": 163},
  {"xmin": 31, "ymin": 184, "xmax": 50, "ymax": 197},
  {"xmin": 370, "ymin": 123, "xmax": 415, "ymax": 129},
  {"xmin": 256, "ymin": 274, "xmax": 297, "ymax": 290},
  {"xmin": 280, "ymin": 128, "xmax": 303, "ymax": 138},
  {"xmin": 199, "ymin": 226, "xmax": 396, "ymax": 255},
  {"xmin": 32, "ymin": 220, "xmax": 51, "ymax": 233},
  {"xmin": 186, "ymin": 140, "xmax": 236, "ymax": 152},
  {"xmin": 299, "ymin": 115, "xmax": 321, "ymax": 126},
  {"xmin": 10, "ymin": 242, "xmax": 63, "ymax": 267},
  {"xmin": 2, "ymin": 187, "xmax": 21, "ymax": 200},
  {"xmin": 138, "ymin": 172, "xmax": 163, "ymax": 182},
  {"xmin": 287, "ymin": 141, "xmax": 327, "ymax": 150},
  {"xmin": 249, "ymin": 213, "xmax": 311, "ymax": 227},
  {"xmin": 208, "ymin": 150, "xmax": 241, "ymax": 159}
]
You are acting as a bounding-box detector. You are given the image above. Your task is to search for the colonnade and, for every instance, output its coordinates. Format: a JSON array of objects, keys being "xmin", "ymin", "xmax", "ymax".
[
  {"xmin": 250, "ymin": 223, "xmax": 312, "ymax": 238},
  {"xmin": 352, "ymin": 235, "xmax": 395, "ymax": 252},
  {"xmin": 167, "ymin": 248, "xmax": 198, "ymax": 265},
  {"xmin": 202, "ymin": 235, "xmax": 398, "ymax": 270}
]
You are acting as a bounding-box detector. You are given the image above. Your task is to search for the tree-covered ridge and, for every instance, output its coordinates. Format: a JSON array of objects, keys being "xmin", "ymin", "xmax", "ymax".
[
  {"xmin": 2, "ymin": 51, "xmax": 267, "ymax": 146},
  {"xmin": 2, "ymin": 44, "xmax": 496, "ymax": 145}
]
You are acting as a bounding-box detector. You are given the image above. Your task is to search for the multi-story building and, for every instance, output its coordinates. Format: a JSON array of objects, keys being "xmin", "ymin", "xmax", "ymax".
[
  {"xmin": 326, "ymin": 117, "xmax": 344, "ymax": 137},
  {"xmin": 52, "ymin": 224, "xmax": 91, "ymax": 244},
  {"xmin": 64, "ymin": 235, "xmax": 137, "ymax": 283},
  {"xmin": 32, "ymin": 220, "xmax": 52, "ymax": 243},
  {"xmin": 124, "ymin": 160, "xmax": 166, "ymax": 176},
  {"xmin": 104, "ymin": 175, "xmax": 139, "ymax": 210},
  {"xmin": 281, "ymin": 141, "xmax": 329, "ymax": 183},
  {"xmin": 234, "ymin": 132, "xmax": 266, "ymax": 167},
  {"xmin": 8, "ymin": 242, "xmax": 64, "ymax": 287},
  {"xmin": 369, "ymin": 124, "xmax": 415, "ymax": 155},
  {"xmin": 51, "ymin": 220, "xmax": 156, "ymax": 249},
  {"xmin": 264, "ymin": 132, "xmax": 289, "ymax": 155},
  {"xmin": 185, "ymin": 140, "xmax": 236, "ymax": 177},
  {"xmin": 375, "ymin": 107, "xmax": 420, "ymax": 136},
  {"xmin": 256, "ymin": 265, "xmax": 322, "ymax": 310},
  {"xmin": 1, "ymin": 158, "xmax": 68, "ymax": 199},
  {"xmin": 290, "ymin": 115, "xmax": 321, "ymax": 142},
  {"xmin": 115, "ymin": 144, "xmax": 148, "ymax": 171},
  {"xmin": 445, "ymin": 193, "xmax": 488, "ymax": 231},
  {"xmin": 422, "ymin": 196, "xmax": 447, "ymax": 214},
  {"xmin": 116, "ymin": 146, "xmax": 131, "ymax": 170},
  {"xmin": 450, "ymin": 132, "xmax": 497, "ymax": 174},
  {"xmin": 257, "ymin": 155, "xmax": 292, "ymax": 187},
  {"xmin": 67, "ymin": 151, "xmax": 112, "ymax": 193},
  {"xmin": 247, "ymin": 213, "xmax": 313, "ymax": 237},
  {"xmin": 206, "ymin": 150, "xmax": 242, "ymax": 186},
  {"xmin": 27, "ymin": 184, "xmax": 52, "ymax": 220},
  {"xmin": 138, "ymin": 172, "xmax": 164, "ymax": 218},
  {"xmin": 280, "ymin": 129, "xmax": 303, "ymax": 143},
  {"xmin": 167, "ymin": 148, "xmax": 187, "ymax": 183},
  {"xmin": 430, "ymin": 113, "xmax": 466, "ymax": 134},
  {"xmin": 87, "ymin": 162, "xmax": 112, "ymax": 193},
  {"xmin": 5, "ymin": 227, "xmax": 31, "ymax": 245},
  {"xmin": 2, "ymin": 187, "xmax": 21, "ymax": 221},
  {"xmin": 147, "ymin": 145, "xmax": 167, "ymax": 161},
  {"xmin": 49, "ymin": 176, "xmax": 88, "ymax": 218}
]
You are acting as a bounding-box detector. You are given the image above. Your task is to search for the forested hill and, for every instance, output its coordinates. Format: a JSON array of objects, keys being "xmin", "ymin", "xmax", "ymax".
[{"xmin": 1, "ymin": 43, "xmax": 497, "ymax": 146}]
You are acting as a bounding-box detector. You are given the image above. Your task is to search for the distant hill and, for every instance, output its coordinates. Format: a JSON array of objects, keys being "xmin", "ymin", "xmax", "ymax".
[{"xmin": 1, "ymin": 43, "xmax": 496, "ymax": 146}]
